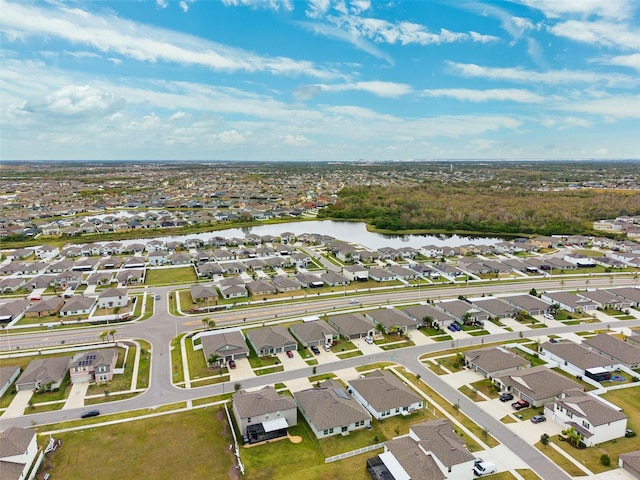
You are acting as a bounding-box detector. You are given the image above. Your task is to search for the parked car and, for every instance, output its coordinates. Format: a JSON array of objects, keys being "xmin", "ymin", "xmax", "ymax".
[
  {"xmin": 228, "ymin": 360, "xmax": 236, "ymax": 369},
  {"xmin": 511, "ymin": 399, "xmax": 530, "ymax": 410},
  {"xmin": 81, "ymin": 410, "xmax": 100, "ymax": 418},
  {"xmin": 447, "ymin": 324, "xmax": 456, "ymax": 332},
  {"xmin": 286, "ymin": 350, "xmax": 294, "ymax": 358},
  {"xmin": 626, "ymin": 429, "xmax": 637, "ymax": 438},
  {"xmin": 531, "ymin": 415, "xmax": 546, "ymax": 424},
  {"xmin": 499, "ymin": 393, "xmax": 514, "ymax": 402},
  {"xmin": 323, "ymin": 344, "xmax": 331, "ymax": 352},
  {"xmin": 549, "ymin": 338, "xmax": 559, "ymax": 343},
  {"xmin": 450, "ymin": 322, "xmax": 461, "ymax": 331},
  {"xmin": 311, "ymin": 345, "xmax": 320, "ymax": 355},
  {"xmin": 364, "ymin": 336, "xmax": 374, "ymax": 345}
]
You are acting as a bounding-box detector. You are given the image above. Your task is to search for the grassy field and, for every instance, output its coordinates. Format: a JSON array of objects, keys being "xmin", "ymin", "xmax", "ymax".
[
  {"xmin": 534, "ymin": 440, "xmax": 587, "ymax": 477},
  {"xmin": 41, "ymin": 407, "xmax": 234, "ymax": 480},
  {"xmin": 145, "ymin": 266, "xmax": 198, "ymax": 285}
]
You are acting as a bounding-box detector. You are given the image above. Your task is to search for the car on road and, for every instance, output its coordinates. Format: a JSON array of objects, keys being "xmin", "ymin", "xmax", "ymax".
[
  {"xmin": 511, "ymin": 399, "xmax": 530, "ymax": 410},
  {"xmin": 310, "ymin": 345, "xmax": 320, "ymax": 355},
  {"xmin": 228, "ymin": 360, "xmax": 236, "ymax": 369},
  {"xmin": 81, "ymin": 410, "xmax": 100, "ymax": 418},
  {"xmin": 531, "ymin": 415, "xmax": 546, "ymax": 424},
  {"xmin": 499, "ymin": 393, "xmax": 514, "ymax": 402},
  {"xmin": 155, "ymin": 294, "xmax": 161, "ymax": 300},
  {"xmin": 349, "ymin": 299, "xmax": 359, "ymax": 304},
  {"xmin": 286, "ymin": 350, "xmax": 294, "ymax": 358}
]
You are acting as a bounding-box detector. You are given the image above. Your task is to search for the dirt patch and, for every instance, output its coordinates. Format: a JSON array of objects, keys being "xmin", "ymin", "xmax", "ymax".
[{"xmin": 288, "ymin": 434, "xmax": 302, "ymax": 444}]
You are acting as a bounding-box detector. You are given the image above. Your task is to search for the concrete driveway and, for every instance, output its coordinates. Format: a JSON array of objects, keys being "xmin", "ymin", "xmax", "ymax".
[
  {"xmin": 409, "ymin": 330, "xmax": 435, "ymax": 346},
  {"xmin": 353, "ymin": 338, "xmax": 381, "ymax": 354},
  {"xmin": 229, "ymin": 357, "xmax": 255, "ymax": 381},
  {"xmin": 1, "ymin": 389, "xmax": 33, "ymax": 419},
  {"xmin": 63, "ymin": 381, "xmax": 89, "ymax": 409},
  {"xmin": 276, "ymin": 350, "xmax": 308, "ymax": 370}
]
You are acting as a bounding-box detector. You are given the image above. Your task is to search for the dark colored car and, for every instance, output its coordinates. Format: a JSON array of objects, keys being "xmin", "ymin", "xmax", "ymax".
[
  {"xmin": 286, "ymin": 350, "xmax": 294, "ymax": 358},
  {"xmin": 531, "ymin": 415, "xmax": 546, "ymax": 424},
  {"xmin": 228, "ymin": 359, "xmax": 236, "ymax": 369},
  {"xmin": 511, "ymin": 400, "xmax": 530, "ymax": 410},
  {"xmin": 311, "ymin": 345, "xmax": 320, "ymax": 355},
  {"xmin": 81, "ymin": 410, "xmax": 100, "ymax": 418},
  {"xmin": 499, "ymin": 393, "xmax": 514, "ymax": 402}
]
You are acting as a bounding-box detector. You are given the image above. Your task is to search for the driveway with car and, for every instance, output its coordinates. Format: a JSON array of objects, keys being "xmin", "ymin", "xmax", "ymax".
[
  {"xmin": 228, "ymin": 357, "xmax": 255, "ymax": 381},
  {"xmin": 276, "ymin": 350, "xmax": 308, "ymax": 371}
]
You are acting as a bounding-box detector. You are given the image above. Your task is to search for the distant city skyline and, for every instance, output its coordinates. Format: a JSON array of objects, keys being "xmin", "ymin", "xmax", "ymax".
[{"xmin": 1, "ymin": 0, "xmax": 639, "ymax": 161}]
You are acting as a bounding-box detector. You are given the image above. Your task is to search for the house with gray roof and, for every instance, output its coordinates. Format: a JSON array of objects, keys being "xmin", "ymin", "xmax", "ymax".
[
  {"xmin": 541, "ymin": 291, "xmax": 598, "ymax": 313},
  {"xmin": 289, "ymin": 320, "xmax": 338, "ymax": 348},
  {"xmin": 246, "ymin": 325, "xmax": 297, "ymax": 356},
  {"xmin": 24, "ymin": 296, "xmax": 64, "ymax": 318},
  {"xmin": 540, "ymin": 340, "xmax": 616, "ymax": 376},
  {"xmin": 402, "ymin": 304, "xmax": 454, "ymax": 328},
  {"xmin": 320, "ymin": 271, "xmax": 349, "ymax": 287},
  {"xmin": 437, "ymin": 299, "xmax": 489, "ymax": 323},
  {"xmin": 496, "ymin": 366, "xmax": 583, "ymax": 407},
  {"xmin": 326, "ymin": 313, "xmax": 375, "ymax": 340},
  {"xmin": 368, "ymin": 267, "xmax": 395, "ymax": 282},
  {"xmin": 0, "ymin": 278, "xmax": 26, "ymax": 293},
  {"xmin": 232, "ymin": 386, "xmax": 298, "ymax": 442},
  {"xmin": 0, "ymin": 427, "xmax": 39, "ymax": 480},
  {"xmin": 272, "ymin": 275, "xmax": 301, "ymax": 293},
  {"xmin": 577, "ymin": 290, "xmax": 632, "ymax": 310},
  {"xmin": 583, "ymin": 333, "xmax": 640, "ymax": 369},
  {"xmin": 246, "ymin": 279, "xmax": 276, "ymax": 296},
  {"xmin": 0, "ymin": 299, "xmax": 29, "ymax": 324},
  {"xmin": 619, "ymin": 450, "xmax": 640, "ymax": 479},
  {"xmin": 86, "ymin": 272, "xmax": 113, "ymax": 286},
  {"xmin": 198, "ymin": 330, "xmax": 250, "ymax": 364},
  {"xmin": 606, "ymin": 287, "xmax": 640, "ymax": 307},
  {"xmin": 387, "ymin": 264, "xmax": 418, "ymax": 280},
  {"xmin": 372, "ymin": 418, "xmax": 476, "ymax": 480},
  {"xmin": 502, "ymin": 294, "xmax": 552, "ymax": 316},
  {"xmin": 545, "ymin": 389, "xmax": 628, "ymax": 446},
  {"xmin": 59, "ymin": 296, "xmax": 95, "ymax": 317},
  {"xmin": 190, "ymin": 285, "xmax": 218, "ymax": 303},
  {"xmin": 347, "ymin": 369, "xmax": 422, "ymax": 420},
  {"xmin": 342, "ymin": 264, "xmax": 369, "ymax": 281},
  {"xmin": 219, "ymin": 283, "xmax": 248, "ymax": 299},
  {"xmin": 97, "ymin": 287, "xmax": 129, "ymax": 309},
  {"xmin": 69, "ymin": 348, "xmax": 118, "ymax": 384},
  {"xmin": 464, "ymin": 347, "xmax": 529, "ymax": 379},
  {"xmin": 472, "ymin": 297, "xmax": 519, "ymax": 318},
  {"xmin": 15, "ymin": 356, "xmax": 70, "ymax": 391},
  {"xmin": 364, "ymin": 308, "xmax": 417, "ymax": 333},
  {"xmin": 295, "ymin": 379, "xmax": 371, "ymax": 439},
  {"xmin": 0, "ymin": 366, "xmax": 21, "ymax": 398}
]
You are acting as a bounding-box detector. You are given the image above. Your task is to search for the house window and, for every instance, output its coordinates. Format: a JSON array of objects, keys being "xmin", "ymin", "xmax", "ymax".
[
  {"xmin": 247, "ymin": 418, "xmax": 251, "ymax": 423},
  {"xmin": 567, "ymin": 411, "xmax": 573, "ymax": 419},
  {"xmin": 582, "ymin": 421, "xmax": 590, "ymax": 430}
]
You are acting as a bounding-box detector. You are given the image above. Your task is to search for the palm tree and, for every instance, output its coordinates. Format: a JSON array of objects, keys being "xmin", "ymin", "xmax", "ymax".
[
  {"xmin": 207, "ymin": 319, "xmax": 216, "ymax": 330},
  {"xmin": 108, "ymin": 329, "xmax": 117, "ymax": 343},
  {"xmin": 207, "ymin": 354, "xmax": 220, "ymax": 368},
  {"xmin": 99, "ymin": 331, "xmax": 109, "ymax": 343},
  {"xmin": 461, "ymin": 312, "xmax": 472, "ymax": 326},
  {"xmin": 422, "ymin": 315, "xmax": 434, "ymax": 329},
  {"xmin": 201, "ymin": 317, "xmax": 210, "ymax": 330},
  {"xmin": 374, "ymin": 322, "xmax": 385, "ymax": 337}
]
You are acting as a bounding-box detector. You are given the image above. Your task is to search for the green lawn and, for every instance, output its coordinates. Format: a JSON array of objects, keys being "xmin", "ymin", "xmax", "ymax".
[
  {"xmin": 470, "ymin": 378, "xmax": 499, "ymax": 399},
  {"xmin": 145, "ymin": 266, "xmax": 197, "ymax": 285},
  {"xmin": 535, "ymin": 441, "xmax": 587, "ymax": 477},
  {"xmin": 458, "ymin": 385, "xmax": 483, "ymax": 402},
  {"xmin": 41, "ymin": 407, "xmax": 234, "ymax": 480}
]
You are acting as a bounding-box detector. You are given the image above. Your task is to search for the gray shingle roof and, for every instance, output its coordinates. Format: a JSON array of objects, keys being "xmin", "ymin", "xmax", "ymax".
[
  {"xmin": 232, "ymin": 386, "xmax": 296, "ymax": 419},
  {"xmin": 583, "ymin": 333, "xmax": 640, "ymax": 365},
  {"xmin": 0, "ymin": 427, "xmax": 35, "ymax": 456},
  {"xmin": 200, "ymin": 331, "xmax": 249, "ymax": 358},
  {"xmin": 295, "ymin": 380, "xmax": 370, "ymax": 430},
  {"xmin": 17, "ymin": 357, "xmax": 70, "ymax": 387},
  {"xmin": 365, "ymin": 309, "xmax": 416, "ymax": 329},
  {"xmin": 383, "ymin": 436, "xmax": 445, "ymax": 480},
  {"xmin": 498, "ymin": 366, "xmax": 583, "ymax": 401},
  {"xmin": 289, "ymin": 321, "xmax": 338, "ymax": 344},
  {"xmin": 349, "ymin": 369, "xmax": 421, "ymax": 412},
  {"xmin": 541, "ymin": 340, "xmax": 613, "ymax": 369},
  {"xmin": 557, "ymin": 390, "xmax": 627, "ymax": 426},
  {"xmin": 410, "ymin": 418, "xmax": 475, "ymax": 468},
  {"xmin": 402, "ymin": 304, "xmax": 453, "ymax": 323},
  {"xmin": 247, "ymin": 326, "xmax": 296, "ymax": 351},
  {"xmin": 465, "ymin": 347, "xmax": 529, "ymax": 373}
]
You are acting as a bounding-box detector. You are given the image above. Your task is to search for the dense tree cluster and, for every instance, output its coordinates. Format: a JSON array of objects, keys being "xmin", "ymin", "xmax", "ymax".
[{"xmin": 318, "ymin": 184, "xmax": 640, "ymax": 235}]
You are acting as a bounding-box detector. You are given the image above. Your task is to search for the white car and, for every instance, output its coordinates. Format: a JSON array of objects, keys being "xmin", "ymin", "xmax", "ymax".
[
  {"xmin": 364, "ymin": 336, "xmax": 374, "ymax": 345},
  {"xmin": 349, "ymin": 299, "xmax": 359, "ymax": 304}
]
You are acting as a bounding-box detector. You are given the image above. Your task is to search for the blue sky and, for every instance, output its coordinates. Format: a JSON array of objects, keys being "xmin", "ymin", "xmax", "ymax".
[{"xmin": 1, "ymin": 0, "xmax": 639, "ymax": 161}]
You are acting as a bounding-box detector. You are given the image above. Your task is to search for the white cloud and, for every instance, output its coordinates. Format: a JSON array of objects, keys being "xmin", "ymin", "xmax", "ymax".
[
  {"xmin": 447, "ymin": 62, "xmax": 637, "ymax": 88},
  {"xmin": 422, "ymin": 88, "xmax": 544, "ymax": 103},
  {"xmin": 14, "ymin": 84, "xmax": 125, "ymax": 118},
  {"xmin": 541, "ymin": 116, "xmax": 591, "ymax": 129},
  {"xmin": 312, "ymin": 80, "xmax": 412, "ymax": 98},
  {"xmin": 596, "ymin": 53, "xmax": 640, "ymax": 72},
  {"xmin": 217, "ymin": 129, "xmax": 245, "ymax": 143},
  {"xmin": 306, "ymin": 0, "xmax": 330, "ymax": 19},
  {"xmin": 469, "ymin": 31, "xmax": 500, "ymax": 43},
  {"xmin": 554, "ymin": 95, "xmax": 640, "ymax": 119},
  {"xmin": 549, "ymin": 20, "xmax": 640, "ymax": 50},
  {"xmin": 284, "ymin": 134, "xmax": 310, "ymax": 146},
  {"xmin": 1, "ymin": 1, "xmax": 337, "ymax": 79},
  {"xmin": 156, "ymin": 0, "xmax": 168, "ymax": 8},
  {"xmin": 518, "ymin": 0, "xmax": 634, "ymax": 20},
  {"xmin": 350, "ymin": 0, "xmax": 370, "ymax": 14},
  {"xmin": 221, "ymin": 0, "xmax": 293, "ymax": 12}
]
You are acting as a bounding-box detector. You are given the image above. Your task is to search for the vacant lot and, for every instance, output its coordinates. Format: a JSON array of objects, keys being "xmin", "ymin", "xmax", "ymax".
[{"xmin": 42, "ymin": 407, "xmax": 233, "ymax": 480}]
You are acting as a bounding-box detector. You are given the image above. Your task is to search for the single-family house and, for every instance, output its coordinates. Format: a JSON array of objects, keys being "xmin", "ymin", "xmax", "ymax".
[
  {"xmin": 272, "ymin": 276, "xmax": 302, "ymax": 293},
  {"xmin": 198, "ymin": 330, "xmax": 250, "ymax": 363},
  {"xmin": 0, "ymin": 427, "xmax": 39, "ymax": 480},
  {"xmin": 437, "ymin": 299, "xmax": 489, "ymax": 324},
  {"xmin": 247, "ymin": 279, "xmax": 276, "ymax": 296},
  {"xmin": 190, "ymin": 285, "xmax": 218, "ymax": 303},
  {"xmin": 147, "ymin": 250, "xmax": 169, "ymax": 266},
  {"xmin": 464, "ymin": 347, "xmax": 529, "ymax": 379},
  {"xmin": 348, "ymin": 369, "xmax": 423, "ymax": 420},
  {"xmin": 326, "ymin": 313, "xmax": 375, "ymax": 340},
  {"xmin": 540, "ymin": 340, "xmax": 616, "ymax": 376},
  {"xmin": 59, "ymin": 296, "xmax": 95, "ymax": 317},
  {"xmin": 15, "ymin": 357, "xmax": 70, "ymax": 391},
  {"xmin": 619, "ymin": 451, "xmax": 640, "ymax": 479},
  {"xmin": 583, "ymin": 333, "xmax": 640, "ymax": 369},
  {"xmin": 232, "ymin": 386, "xmax": 298, "ymax": 443},
  {"xmin": 0, "ymin": 278, "xmax": 26, "ymax": 293},
  {"xmin": 320, "ymin": 271, "xmax": 349, "ymax": 287},
  {"xmin": 606, "ymin": 287, "xmax": 640, "ymax": 307},
  {"xmin": 496, "ymin": 366, "xmax": 583, "ymax": 407},
  {"xmin": 69, "ymin": 348, "xmax": 118, "ymax": 384},
  {"xmin": 24, "ymin": 297, "xmax": 64, "ymax": 318},
  {"xmin": 472, "ymin": 297, "xmax": 519, "ymax": 319},
  {"xmin": 402, "ymin": 304, "xmax": 455, "ymax": 329},
  {"xmin": 295, "ymin": 379, "xmax": 371, "ymax": 439},
  {"xmin": 368, "ymin": 268, "xmax": 395, "ymax": 282},
  {"xmin": 246, "ymin": 326, "xmax": 297, "ymax": 356},
  {"xmin": 364, "ymin": 308, "xmax": 418, "ymax": 334},
  {"xmin": 219, "ymin": 284, "xmax": 248, "ymax": 299},
  {"xmin": 289, "ymin": 320, "xmax": 338, "ymax": 348},
  {"xmin": 342, "ymin": 264, "xmax": 369, "ymax": 282},
  {"xmin": 0, "ymin": 366, "xmax": 21, "ymax": 398},
  {"xmin": 387, "ymin": 264, "xmax": 419, "ymax": 280},
  {"xmin": 540, "ymin": 291, "xmax": 598, "ymax": 313},
  {"xmin": 545, "ymin": 389, "xmax": 628, "ymax": 447},
  {"xmin": 502, "ymin": 294, "xmax": 552, "ymax": 316},
  {"xmin": 577, "ymin": 290, "xmax": 632, "ymax": 310},
  {"xmin": 0, "ymin": 299, "xmax": 29, "ymax": 324},
  {"xmin": 97, "ymin": 288, "xmax": 129, "ymax": 309}
]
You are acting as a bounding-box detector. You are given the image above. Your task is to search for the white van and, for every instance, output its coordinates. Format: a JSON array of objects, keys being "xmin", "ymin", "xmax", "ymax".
[{"xmin": 473, "ymin": 461, "xmax": 497, "ymax": 476}]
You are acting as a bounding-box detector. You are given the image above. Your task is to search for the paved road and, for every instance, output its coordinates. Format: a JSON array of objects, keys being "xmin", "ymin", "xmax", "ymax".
[{"xmin": 2, "ymin": 276, "xmax": 639, "ymax": 478}]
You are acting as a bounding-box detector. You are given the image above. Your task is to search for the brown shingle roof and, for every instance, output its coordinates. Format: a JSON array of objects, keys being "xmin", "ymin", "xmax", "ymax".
[
  {"xmin": 232, "ymin": 386, "xmax": 296, "ymax": 419},
  {"xmin": 349, "ymin": 369, "xmax": 421, "ymax": 412}
]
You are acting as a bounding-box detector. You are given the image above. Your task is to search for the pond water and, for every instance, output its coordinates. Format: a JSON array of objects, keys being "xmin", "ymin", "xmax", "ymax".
[{"xmin": 128, "ymin": 220, "xmax": 505, "ymax": 250}]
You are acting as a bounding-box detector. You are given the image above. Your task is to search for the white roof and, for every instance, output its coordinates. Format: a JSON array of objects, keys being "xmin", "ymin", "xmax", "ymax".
[
  {"xmin": 262, "ymin": 417, "xmax": 288, "ymax": 432},
  {"xmin": 379, "ymin": 451, "xmax": 411, "ymax": 480}
]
